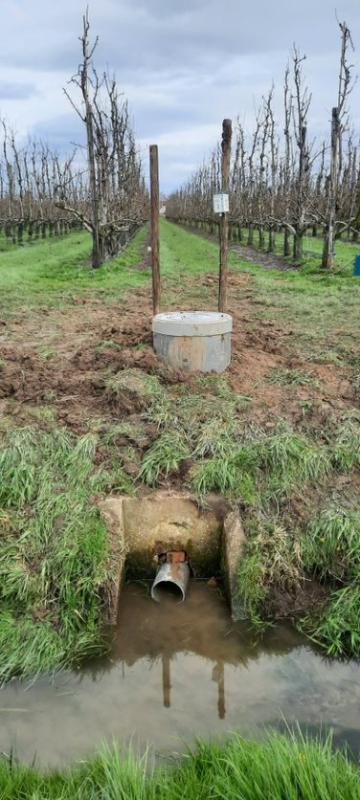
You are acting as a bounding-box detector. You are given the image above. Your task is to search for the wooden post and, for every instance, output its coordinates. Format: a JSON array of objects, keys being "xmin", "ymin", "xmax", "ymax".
[
  {"xmin": 150, "ymin": 144, "xmax": 161, "ymax": 315},
  {"xmin": 218, "ymin": 119, "xmax": 232, "ymax": 313}
]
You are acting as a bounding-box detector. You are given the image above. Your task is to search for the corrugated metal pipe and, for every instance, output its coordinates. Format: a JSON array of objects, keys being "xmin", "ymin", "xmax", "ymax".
[{"xmin": 151, "ymin": 551, "xmax": 190, "ymax": 603}]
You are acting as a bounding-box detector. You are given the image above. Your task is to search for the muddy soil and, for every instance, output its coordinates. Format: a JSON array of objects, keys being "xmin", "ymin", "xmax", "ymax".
[
  {"xmin": 0, "ymin": 270, "xmax": 355, "ymax": 438},
  {"xmin": 231, "ymin": 243, "xmax": 296, "ymax": 271}
]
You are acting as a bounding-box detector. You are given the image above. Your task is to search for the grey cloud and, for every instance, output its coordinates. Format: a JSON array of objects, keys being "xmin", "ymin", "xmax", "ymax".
[
  {"xmin": 31, "ymin": 113, "xmax": 84, "ymax": 154},
  {"xmin": 0, "ymin": 81, "xmax": 37, "ymax": 100},
  {"xmin": 2, "ymin": 0, "xmax": 359, "ymax": 74}
]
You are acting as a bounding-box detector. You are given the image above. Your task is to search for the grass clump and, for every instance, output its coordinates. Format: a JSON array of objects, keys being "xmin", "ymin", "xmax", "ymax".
[
  {"xmin": 0, "ymin": 427, "xmax": 120, "ymax": 681},
  {"xmin": 105, "ymin": 369, "xmax": 162, "ymax": 413},
  {"xmin": 302, "ymin": 507, "xmax": 360, "ymax": 583},
  {"xmin": 237, "ymin": 517, "xmax": 303, "ymax": 628},
  {"xmin": 300, "ymin": 505, "xmax": 360, "ymax": 658},
  {"xmin": 302, "ymin": 582, "xmax": 360, "ymax": 658},
  {"xmin": 266, "ymin": 367, "xmax": 317, "ymax": 386},
  {"xmin": 0, "ymin": 732, "xmax": 359, "ymax": 799},
  {"xmin": 331, "ymin": 420, "xmax": 360, "ymax": 472},
  {"xmin": 190, "ymin": 426, "xmax": 329, "ymax": 504},
  {"xmin": 139, "ymin": 430, "xmax": 191, "ymax": 485}
]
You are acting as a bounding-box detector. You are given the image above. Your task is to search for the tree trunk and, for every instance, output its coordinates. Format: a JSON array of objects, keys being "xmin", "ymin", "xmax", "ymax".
[
  {"xmin": 284, "ymin": 227, "xmax": 291, "ymax": 257},
  {"xmin": 293, "ymin": 228, "xmax": 303, "ymax": 261}
]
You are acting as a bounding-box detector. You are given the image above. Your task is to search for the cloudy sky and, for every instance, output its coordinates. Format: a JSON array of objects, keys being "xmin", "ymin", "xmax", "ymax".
[{"xmin": 0, "ymin": 0, "xmax": 359, "ymax": 192}]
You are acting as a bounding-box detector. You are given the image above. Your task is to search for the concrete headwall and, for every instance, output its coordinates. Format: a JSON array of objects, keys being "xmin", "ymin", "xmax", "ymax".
[{"xmin": 99, "ymin": 490, "xmax": 246, "ymax": 624}]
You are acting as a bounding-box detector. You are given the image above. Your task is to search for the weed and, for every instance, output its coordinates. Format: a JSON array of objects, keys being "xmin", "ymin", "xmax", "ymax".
[
  {"xmin": 105, "ymin": 368, "xmax": 161, "ymax": 409},
  {"xmin": 331, "ymin": 420, "xmax": 360, "ymax": 471},
  {"xmin": 190, "ymin": 426, "xmax": 329, "ymax": 504},
  {"xmin": 302, "ymin": 507, "xmax": 360, "ymax": 582},
  {"xmin": 238, "ymin": 517, "xmax": 303, "ymax": 627},
  {"xmin": 139, "ymin": 430, "xmax": 190, "ymax": 485},
  {"xmin": 266, "ymin": 367, "xmax": 317, "ymax": 386},
  {"xmin": 96, "ymin": 339, "xmax": 123, "ymax": 351},
  {"xmin": 0, "ymin": 427, "xmax": 119, "ymax": 681},
  {"xmin": 191, "ymin": 456, "xmax": 240, "ymax": 496},
  {"xmin": 38, "ymin": 347, "xmax": 56, "ymax": 360},
  {"xmin": 257, "ymin": 429, "xmax": 330, "ymax": 500},
  {"xmin": 145, "ymin": 388, "xmax": 174, "ymax": 429},
  {"xmin": 193, "ymin": 419, "xmax": 236, "ymax": 459},
  {"xmin": 301, "ymin": 582, "xmax": 360, "ymax": 658}
]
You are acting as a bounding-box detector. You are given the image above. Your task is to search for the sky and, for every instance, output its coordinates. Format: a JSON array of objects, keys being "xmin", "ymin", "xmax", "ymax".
[{"xmin": 0, "ymin": 0, "xmax": 360, "ymax": 193}]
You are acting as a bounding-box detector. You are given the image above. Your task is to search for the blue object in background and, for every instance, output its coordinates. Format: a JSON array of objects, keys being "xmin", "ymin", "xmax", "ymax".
[{"xmin": 354, "ymin": 255, "xmax": 360, "ymax": 276}]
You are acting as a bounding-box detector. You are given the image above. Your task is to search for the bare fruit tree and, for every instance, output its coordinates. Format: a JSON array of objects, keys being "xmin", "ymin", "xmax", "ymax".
[
  {"xmin": 60, "ymin": 10, "xmax": 147, "ymax": 267},
  {"xmin": 321, "ymin": 21, "xmax": 354, "ymax": 269}
]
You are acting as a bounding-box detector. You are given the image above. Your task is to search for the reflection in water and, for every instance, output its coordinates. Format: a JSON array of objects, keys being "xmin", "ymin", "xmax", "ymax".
[
  {"xmin": 0, "ymin": 582, "xmax": 359, "ymax": 767},
  {"xmin": 162, "ymin": 655, "xmax": 171, "ymax": 709}
]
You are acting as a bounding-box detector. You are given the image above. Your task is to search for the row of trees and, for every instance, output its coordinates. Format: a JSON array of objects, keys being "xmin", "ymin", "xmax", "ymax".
[
  {"xmin": 167, "ymin": 22, "xmax": 358, "ymax": 269},
  {"xmin": 0, "ymin": 12, "xmax": 148, "ymax": 266}
]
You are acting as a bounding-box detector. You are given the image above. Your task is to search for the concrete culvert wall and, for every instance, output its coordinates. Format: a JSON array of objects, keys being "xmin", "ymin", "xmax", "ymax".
[{"xmin": 99, "ymin": 490, "xmax": 246, "ymax": 623}]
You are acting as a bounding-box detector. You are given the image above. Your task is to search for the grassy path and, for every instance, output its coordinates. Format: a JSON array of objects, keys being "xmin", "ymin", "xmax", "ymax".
[{"xmin": 0, "ymin": 227, "xmax": 150, "ymax": 314}]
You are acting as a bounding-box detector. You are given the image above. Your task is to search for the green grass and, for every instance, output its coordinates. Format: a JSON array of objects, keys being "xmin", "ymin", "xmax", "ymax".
[
  {"xmin": 266, "ymin": 367, "xmax": 317, "ymax": 386},
  {"xmin": 237, "ymin": 515, "xmax": 303, "ymax": 629},
  {"xmin": 236, "ymin": 486, "xmax": 360, "ymax": 655},
  {"xmin": 298, "ymin": 503, "xmax": 360, "ymax": 657},
  {"xmin": 301, "ymin": 582, "xmax": 360, "ymax": 658},
  {"xmin": 189, "ymin": 426, "xmax": 330, "ymax": 504},
  {"xmin": 0, "ymin": 226, "xmax": 150, "ymax": 314},
  {"xmin": 0, "ymin": 732, "xmax": 359, "ymax": 799},
  {"xmin": 139, "ymin": 429, "xmax": 191, "ymax": 485},
  {"xmin": 301, "ymin": 507, "xmax": 360, "ymax": 583},
  {"xmin": 235, "ymin": 225, "xmax": 359, "ymax": 273},
  {"xmin": 0, "ymin": 426, "xmax": 130, "ymax": 682},
  {"xmin": 163, "ymin": 220, "xmax": 360, "ymax": 374}
]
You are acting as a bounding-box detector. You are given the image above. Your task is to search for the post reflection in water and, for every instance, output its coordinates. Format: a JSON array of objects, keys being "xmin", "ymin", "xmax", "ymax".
[
  {"xmin": 112, "ymin": 583, "xmax": 235, "ymax": 719},
  {"xmin": 160, "ymin": 652, "xmax": 225, "ymax": 719},
  {"xmin": 162, "ymin": 655, "xmax": 171, "ymax": 709},
  {"xmin": 213, "ymin": 660, "xmax": 226, "ymax": 720}
]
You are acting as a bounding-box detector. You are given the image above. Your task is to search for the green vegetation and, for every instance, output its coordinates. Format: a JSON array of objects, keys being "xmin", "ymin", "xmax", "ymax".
[
  {"xmin": 139, "ymin": 430, "xmax": 190, "ymax": 484},
  {"xmin": 0, "ymin": 733, "xmax": 359, "ymax": 799},
  {"xmin": 0, "ymin": 427, "xmax": 129, "ymax": 681},
  {"xmin": 266, "ymin": 367, "xmax": 317, "ymax": 386},
  {"xmin": 300, "ymin": 506, "xmax": 360, "ymax": 656},
  {"xmin": 237, "ymin": 491, "xmax": 360, "ymax": 655},
  {"xmin": 0, "ymin": 225, "xmax": 149, "ymax": 314}
]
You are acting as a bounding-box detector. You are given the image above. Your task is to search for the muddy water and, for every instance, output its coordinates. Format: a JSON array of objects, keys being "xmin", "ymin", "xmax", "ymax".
[{"xmin": 1, "ymin": 583, "xmax": 360, "ymax": 767}]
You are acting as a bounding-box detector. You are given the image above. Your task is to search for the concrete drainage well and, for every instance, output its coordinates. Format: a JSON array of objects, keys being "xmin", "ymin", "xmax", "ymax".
[
  {"xmin": 152, "ymin": 312, "xmax": 233, "ymax": 373},
  {"xmin": 99, "ymin": 490, "xmax": 246, "ymax": 623}
]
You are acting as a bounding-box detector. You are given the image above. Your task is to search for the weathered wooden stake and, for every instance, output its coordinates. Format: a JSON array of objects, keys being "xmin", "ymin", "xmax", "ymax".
[
  {"xmin": 150, "ymin": 144, "xmax": 161, "ymax": 315},
  {"xmin": 218, "ymin": 119, "xmax": 232, "ymax": 313}
]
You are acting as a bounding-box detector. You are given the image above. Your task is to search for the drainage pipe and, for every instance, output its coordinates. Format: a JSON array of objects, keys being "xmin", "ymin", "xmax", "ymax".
[{"xmin": 151, "ymin": 559, "xmax": 190, "ymax": 602}]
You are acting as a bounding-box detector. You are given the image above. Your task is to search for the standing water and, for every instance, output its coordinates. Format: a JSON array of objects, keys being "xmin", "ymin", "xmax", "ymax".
[{"xmin": 1, "ymin": 583, "xmax": 359, "ymax": 767}]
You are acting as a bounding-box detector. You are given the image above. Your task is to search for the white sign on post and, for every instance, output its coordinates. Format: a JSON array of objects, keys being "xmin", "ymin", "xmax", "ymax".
[{"xmin": 213, "ymin": 193, "xmax": 229, "ymax": 214}]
